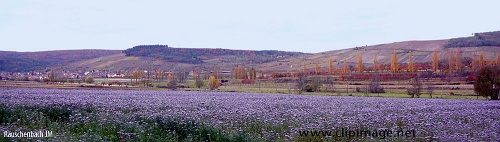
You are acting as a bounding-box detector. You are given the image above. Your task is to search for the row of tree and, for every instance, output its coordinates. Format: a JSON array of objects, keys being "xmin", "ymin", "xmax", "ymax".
[{"xmin": 300, "ymin": 50, "xmax": 499, "ymax": 74}]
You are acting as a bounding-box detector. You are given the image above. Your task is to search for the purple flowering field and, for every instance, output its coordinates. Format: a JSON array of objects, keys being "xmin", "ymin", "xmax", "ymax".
[{"xmin": 1, "ymin": 87, "xmax": 499, "ymax": 141}]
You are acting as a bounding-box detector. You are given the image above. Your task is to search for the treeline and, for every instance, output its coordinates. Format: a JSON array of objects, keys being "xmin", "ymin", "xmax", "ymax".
[
  {"xmin": 0, "ymin": 57, "xmax": 49, "ymax": 72},
  {"xmin": 0, "ymin": 50, "xmax": 121, "ymax": 72},
  {"xmin": 445, "ymin": 31, "xmax": 500, "ymax": 48},
  {"xmin": 122, "ymin": 45, "xmax": 306, "ymax": 64},
  {"xmin": 123, "ymin": 45, "xmax": 203, "ymax": 64}
]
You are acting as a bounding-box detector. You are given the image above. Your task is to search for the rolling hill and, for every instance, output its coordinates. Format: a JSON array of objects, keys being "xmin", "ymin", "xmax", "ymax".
[
  {"xmin": 1, "ymin": 31, "xmax": 500, "ymax": 73},
  {"xmin": 70, "ymin": 46, "xmax": 309, "ymax": 72},
  {"xmin": 258, "ymin": 31, "xmax": 500, "ymax": 72},
  {"xmin": 0, "ymin": 50, "xmax": 121, "ymax": 72}
]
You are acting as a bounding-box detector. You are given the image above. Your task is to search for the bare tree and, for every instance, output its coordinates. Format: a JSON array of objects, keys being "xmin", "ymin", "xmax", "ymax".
[
  {"xmin": 325, "ymin": 76, "xmax": 334, "ymax": 92},
  {"xmin": 194, "ymin": 72, "xmax": 204, "ymax": 88},
  {"xmin": 427, "ymin": 83, "xmax": 434, "ymax": 98},
  {"xmin": 368, "ymin": 74, "xmax": 384, "ymax": 97},
  {"xmin": 407, "ymin": 74, "xmax": 422, "ymax": 98},
  {"xmin": 176, "ymin": 70, "xmax": 187, "ymax": 84},
  {"xmin": 49, "ymin": 70, "xmax": 57, "ymax": 83},
  {"xmin": 296, "ymin": 73, "xmax": 307, "ymax": 94}
]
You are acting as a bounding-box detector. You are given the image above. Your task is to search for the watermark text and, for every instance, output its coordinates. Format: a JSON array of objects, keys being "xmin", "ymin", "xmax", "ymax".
[
  {"xmin": 3, "ymin": 130, "xmax": 53, "ymax": 138},
  {"xmin": 298, "ymin": 128, "xmax": 415, "ymax": 139}
]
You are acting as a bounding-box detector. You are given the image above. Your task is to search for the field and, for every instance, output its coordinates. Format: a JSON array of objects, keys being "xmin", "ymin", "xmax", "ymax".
[{"xmin": 1, "ymin": 87, "xmax": 498, "ymax": 141}]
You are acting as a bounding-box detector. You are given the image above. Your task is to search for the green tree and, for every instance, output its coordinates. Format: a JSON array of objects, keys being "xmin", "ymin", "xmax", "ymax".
[{"xmin": 474, "ymin": 66, "xmax": 500, "ymax": 100}]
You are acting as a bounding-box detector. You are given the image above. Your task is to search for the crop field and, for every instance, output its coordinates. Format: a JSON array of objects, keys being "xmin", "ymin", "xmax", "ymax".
[{"xmin": 1, "ymin": 87, "xmax": 499, "ymax": 141}]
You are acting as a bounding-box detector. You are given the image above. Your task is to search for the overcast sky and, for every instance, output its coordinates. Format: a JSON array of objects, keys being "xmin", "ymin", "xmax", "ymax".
[{"xmin": 1, "ymin": 0, "xmax": 499, "ymax": 53}]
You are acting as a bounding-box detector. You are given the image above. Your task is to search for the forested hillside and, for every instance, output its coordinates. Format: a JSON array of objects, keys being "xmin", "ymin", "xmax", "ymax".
[
  {"xmin": 0, "ymin": 50, "xmax": 121, "ymax": 72},
  {"xmin": 445, "ymin": 31, "xmax": 500, "ymax": 48},
  {"xmin": 122, "ymin": 45, "xmax": 306, "ymax": 64}
]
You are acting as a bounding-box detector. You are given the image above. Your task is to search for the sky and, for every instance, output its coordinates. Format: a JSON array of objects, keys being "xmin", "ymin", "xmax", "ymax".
[{"xmin": 1, "ymin": 0, "xmax": 499, "ymax": 53}]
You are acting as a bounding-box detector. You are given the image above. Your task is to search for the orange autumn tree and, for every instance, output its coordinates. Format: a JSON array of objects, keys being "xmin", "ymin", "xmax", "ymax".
[
  {"xmin": 208, "ymin": 76, "xmax": 220, "ymax": 90},
  {"xmin": 303, "ymin": 59, "xmax": 307, "ymax": 74},
  {"xmin": 358, "ymin": 55, "xmax": 363, "ymax": 73},
  {"xmin": 479, "ymin": 51, "xmax": 485, "ymax": 69},
  {"xmin": 252, "ymin": 67, "xmax": 257, "ymax": 79},
  {"xmin": 193, "ymin": 70, "xmax": 198, "ymax": 80},
  {"xmin": 248, "ymin": 66, "xmax": 253, "ymax": 79},
  {"xmin": 156, "ymin": 70, "xmax": 165, "ymax": 81},
  {"xmin": 448, "ymin": 50, "xmax": 454, "ymax": 72},
  {"xmin": 235, "ymin": 66, "xmax": 240, "ymax": 79},
  {"xmin": 408, "ymin": 51, "xmax": 415, "ymax": 72},
  {"xmin": 373, "ymin": 55, "xmax": 378, "ymax": 72},
  {"xmin": 166, "ymin": 72, "xmax": 173, "ymax": 85},
  {"xmin": 314, "ymin": 62, "xmax": 320, "ymax": 75},
  {"xmin": 241, "ymin": 65, "xmax": 248, "ymax": 79},
  {"xmin": 343, "ymin": 58, "xmax": 349, "ymax": 74},
  {"xmin": 455, "ymin": 49, "xmax": 462, "ymax": 71},
  {"xmin": 472, "ymin": 52, "xmax": 478, "ymax": 71},
  {"xmin": 391, "ymin": 51, "xmax": 399, "ymax": 73},
  {"xmin": 229, "ymin": 69, "xmax": 233, "ymax": 79},
  {"xmin": 496, "ymin": 52, "xmax": 500, "ymax": 66},
  {"xmin": 329, "ymin": 57, "xmax": 334, "ymax": 74},
  {"xmin": 213, "ymin": 67, "xmax": 218, "ymax": 79},
  {"xmin": 432, "ymin": 50, "xmax": 439, "ymax": 72}
]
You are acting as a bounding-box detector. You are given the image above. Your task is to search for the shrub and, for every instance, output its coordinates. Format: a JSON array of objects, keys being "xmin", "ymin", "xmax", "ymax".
[
  {"xmin": 303, "ymin": 77, "xmax": 322, "ymax": 92},
  {"xmin": 242, "ymin": 79, "xmax": 252, "ymax": 84},
  {"xmin": 85, "ymin": 76, "xmax": 94, "ymax": 84},
  {"xmin": 167, "ymin": 79, "xmax": 178, "ymax": 88},
  {"xmin": 195, "ymin": 79, "xmax": 204, "ymax": 88},
  {"xmin": 303, "ymin": 84, "xmax": 314, "ymax": 92},
  {"xmin": 43, "ymin": 78, "xmax": 50, "ymax": 84},
  {"xmin": 310, "ymin": 77, "xmax": 322, "ymax": 92}
]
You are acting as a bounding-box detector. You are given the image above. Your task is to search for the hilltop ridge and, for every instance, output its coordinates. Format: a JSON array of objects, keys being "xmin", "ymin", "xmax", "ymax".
[{"xmin": 1, "ymin": 31, "xmax": 500, "ymax": 72}]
